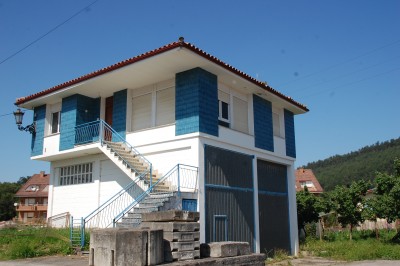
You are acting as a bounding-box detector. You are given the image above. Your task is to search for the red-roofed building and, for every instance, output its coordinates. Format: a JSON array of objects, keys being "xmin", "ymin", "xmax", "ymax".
[
  {"xmin": 14, "ymin": 38, "xmax": 308, "ymax": 254},
  {"xmin": 295, "ymin": 169, "xmax": 324, "ymax": 195},
  {"xmin": 15, "ymin": 171, "xmax": 49, "ymax": 223}
]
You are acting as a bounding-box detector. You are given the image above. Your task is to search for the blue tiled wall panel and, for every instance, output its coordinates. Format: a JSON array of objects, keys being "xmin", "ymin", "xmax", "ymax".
[
  {"xmin": 31, "ymin": 105, "xmax": 46, "ymax": 156},
  {"xmin": 284, "ymin": 109, "xmax": 296, "ymax": 158},
  {"xmin": 60, "ymin": 94, "xmax": 100, "ymax": 151},
  {"xmin": 112, "ymin": 89, "xmax": 127, "ymax": 139},
  {"xmin": 60, "ymin": 95, "xmax": 78, "ymax": 151},
  {"xmin": 175, "ymin": 67, "xmax": 218, "ymax": 137},
  {"xmin": 253, "ymin": 95, "xmax": 274, "ymax": 151}
]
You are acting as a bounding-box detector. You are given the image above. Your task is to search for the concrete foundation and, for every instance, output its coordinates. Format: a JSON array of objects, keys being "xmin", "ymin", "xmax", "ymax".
[
  {"xmin": 89, "ymin": 228, "xmax": 164, "ymax": 266},
  {"xmin": 89, "ymin": 228, "xmax": 147, "ymax": 266},
  {"xmin": 200, "ymin": 242, "xmax": 251, "ymax": 258}
]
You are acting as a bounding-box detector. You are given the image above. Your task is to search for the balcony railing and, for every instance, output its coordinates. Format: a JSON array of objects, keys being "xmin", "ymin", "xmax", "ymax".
[{"xmin": 16, "ymin": 203, "xmax": 48, "ymax": 211}]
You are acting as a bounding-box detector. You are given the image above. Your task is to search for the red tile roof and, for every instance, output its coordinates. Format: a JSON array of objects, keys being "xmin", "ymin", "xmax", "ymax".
[
  {"xmin": 295, "ymin": 168, "xmax": 324, "ymax": 194},
  {"xmin": 15, "ymin": 171, "xmax": 49, "ymax": 198},
  {"xmin": 15, "ymin": 38, "xmax": 308, "ymax": 112}
]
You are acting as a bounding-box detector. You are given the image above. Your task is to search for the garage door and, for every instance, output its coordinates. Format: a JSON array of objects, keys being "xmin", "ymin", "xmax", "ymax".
[
  {"xmin": 205, "ymin": 145, "xmax": 254, "ymax": 249},
  {"xmin": 257, "ymin": 159, "xmax": 290, "ymax": 254}
]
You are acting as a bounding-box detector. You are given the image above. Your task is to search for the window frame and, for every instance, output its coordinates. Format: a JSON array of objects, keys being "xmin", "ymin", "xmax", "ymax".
[
  {"xmin": 50, "ymin": 111, "xmax": 60, "ymax": 134},
  {"xmin": 59, "ymin": 162, "xmax": 93, "ymax": 186},
  {"xmin": 131, "ymin": 82, "xmax": 176, "ymax": 132}
]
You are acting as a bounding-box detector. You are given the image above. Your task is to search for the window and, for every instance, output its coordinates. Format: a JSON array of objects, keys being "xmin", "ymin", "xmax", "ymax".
[
  {"xmin": 59, "ymin": 163, "xmax": 93, "ymax": 186},
  {"xmin": 51, "ymin": 111, "xmax": 60, "ymax": 134},
  {"xmin": 218, "ymin": 90, "xmax": 230, "ymax": 127},
  {"xmin": 25, "ymin": 198, "xmax": 35, "ymax": 206},
  {"xmin": 300, "ymin": 181, "xmax": 314, "ymax": 188},
  {"xmin": 132, "ymin": 93, "xmax": 152, "ymax": 131},
  {"xmin": 156, "ymin": 87, "xmax": 175, "ymax": 126},
  {"xmin": 232, "ymin": 96, "xmax": 248, "ymax": 133},
  {"xmin": 273, "ymin": 112, "xmax": 281, "ymax": 137},
  {"xmin": 131, "ymin": 86, "xmax": 175, "ymax": 131}
]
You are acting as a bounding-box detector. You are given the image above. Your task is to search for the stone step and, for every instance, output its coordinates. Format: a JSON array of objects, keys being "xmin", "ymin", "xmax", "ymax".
[
  {"xmin": 138, "ymin": 201, "xmax": 165, "ymax": 208},
  {"xmin": 133, "ymin": 207, "xmax": 159, "ymax": 214},
  {"xmin": 147, "ymin": 192, "xmax": 174, "ymax": 198},
  {"xmin": 141, "ymin": 197, "xmax": 170, "ymax": 204},
  {"xmin": 126, "ymin": 213, "xmax": 142, "ymax": 219}
]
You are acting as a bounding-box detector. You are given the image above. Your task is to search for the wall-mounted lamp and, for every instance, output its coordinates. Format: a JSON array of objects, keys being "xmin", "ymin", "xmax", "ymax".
[{"xmin": 13, "ymin": 108, "xmax": 36, "ymax": 134}]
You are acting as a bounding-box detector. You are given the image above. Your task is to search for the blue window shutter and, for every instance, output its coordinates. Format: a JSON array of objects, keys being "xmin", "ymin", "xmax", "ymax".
[
  {"xmin": 253, "ymin": 95, "xmax": 274, "ymax": 151},
  {"xmin": 31, "ymin": 105, "xmax": 46, "ymax": 156},
  {"xmin": 284, "ymin": 109, "xmax": 296, "ymax": 158}
]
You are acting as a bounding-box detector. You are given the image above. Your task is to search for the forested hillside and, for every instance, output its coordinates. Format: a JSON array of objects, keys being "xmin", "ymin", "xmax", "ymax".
[{"xmin": 301, "ymin": 137, "xmax": 400, "ymax": 191}]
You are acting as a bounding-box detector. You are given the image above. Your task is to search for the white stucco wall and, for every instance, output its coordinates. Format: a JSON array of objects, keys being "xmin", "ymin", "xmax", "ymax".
[{"xmin": 48, "ymin": 154, "xmax": 133, "ymax": 220}]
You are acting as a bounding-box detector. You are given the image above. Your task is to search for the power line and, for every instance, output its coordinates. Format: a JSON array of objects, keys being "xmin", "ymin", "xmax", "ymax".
[
  {"xmin": 278, "ymin": 39, "xmax": 400, "ymax": 87},
  {"xmin": 0, "ymin": 0, "xmax": 102, "ymax": 66},
  {"xmin": 297, "ymin": 55, "xmax": 400, "ymax": 92},
  {"xmin": 302, "ymin": 66, "xmax": 400, "ymax": 98},
  {"xmin": 0, "ymin": 113, "xmax": 13, "ymax": 118}
]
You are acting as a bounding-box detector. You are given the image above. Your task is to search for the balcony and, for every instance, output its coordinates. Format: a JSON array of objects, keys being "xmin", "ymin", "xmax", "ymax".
[{"xmin": 16, "ymin": 204, "xmax": 48, "ymax": 211}]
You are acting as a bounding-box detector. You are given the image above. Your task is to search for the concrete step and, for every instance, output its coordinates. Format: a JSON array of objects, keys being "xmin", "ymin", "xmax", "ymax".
[
  {"xmin": 138, "ymin": 201, "xmax": 165, "ymax": 208},
  {"xmin": 133, "ymin": 207, "xmax": 159, "ymax": 213},
  {"xmin": 148, "ymin": 192, "xmax": 174, "ymax": 198}
]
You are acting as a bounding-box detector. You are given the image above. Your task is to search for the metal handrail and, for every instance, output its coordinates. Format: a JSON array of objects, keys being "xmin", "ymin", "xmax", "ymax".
[
  {"xmin": 99, "ymin": 120, "xmax": 152, "ymax": 177},
  {"xmin": 83, "ymin": 173, "xmax": 146, "ymax": 228},
  {"xmin": 112, "ymin": 164, "xmax": 198, "ymax": 226},
  {"xmin": 75, "ymin": 120, "xmax": 152, "ymax": 183}
]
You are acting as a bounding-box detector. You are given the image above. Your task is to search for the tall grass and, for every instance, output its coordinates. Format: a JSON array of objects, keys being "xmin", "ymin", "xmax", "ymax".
[
  {"xmin": 302, "ymin": 229, "xmax": 400, "ymax": 261},
  {"xmin": 0, "ymin": 226, "xmax": 73, "ymax": 260}
]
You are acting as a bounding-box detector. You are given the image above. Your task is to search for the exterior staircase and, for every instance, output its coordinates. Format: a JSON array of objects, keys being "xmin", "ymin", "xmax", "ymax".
[
  {"xmin": 116, "ymin": 192, "xmax": 176, "ymax": 228},
  {"xmin": 101, "ymin": 141, "xmax": 170, "ymax": 191}
]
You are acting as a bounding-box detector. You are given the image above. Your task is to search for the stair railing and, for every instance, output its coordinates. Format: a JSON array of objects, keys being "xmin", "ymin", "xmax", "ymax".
[
  {"xmin": 75, "ymin": 120, "xmax": 153, "ymax": 184},
  {"xmin": 112, "ymin": 164, "xmax": 198, "ymax": 227},
  {"xmin": 83, "ymin": 172, "xmax": 148, "ymax": 229}
]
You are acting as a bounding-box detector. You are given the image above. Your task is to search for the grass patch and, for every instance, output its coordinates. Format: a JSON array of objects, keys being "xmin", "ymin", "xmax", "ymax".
[
  {"xmin": 0, "ymin": 226, "xmax": 73, "ymax": 260},
  {"xmin": 302, "ymin": 229, "xmax": 400, "ymax": 261}
]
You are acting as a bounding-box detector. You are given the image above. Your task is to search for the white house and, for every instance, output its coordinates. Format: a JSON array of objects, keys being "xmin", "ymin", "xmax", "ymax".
[{"xmin": 15, "ymin": 37, "xmax": 308, "ymax": 254}]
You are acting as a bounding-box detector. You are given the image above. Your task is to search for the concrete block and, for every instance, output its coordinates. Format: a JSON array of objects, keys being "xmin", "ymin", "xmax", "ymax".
[
  {"xmin": 141, "ymin": 221, "xmax": 200, "ymax": 232},
  {"xmin": 164, "ymin": 249, "xmax": 201, "ymax": 262},
  {"xmin": 89, "ymin": 228, "xmax": 148, "ymax": 266},
  {"xmin": 167, "ymin": 241, "xmax": 200, "ymax": 251},
  {"xmin": 141, "ymin": 210, "xmax": 200, "ymax": 222},
  {"xmin": 147, "ymin": 229, "xmax": 164, "ymax": 266},
  {"xmin": 164, "ymin": 231, "xmax": 200, "ymax": 242},
  {"xmin": 200, "ymin": 242, "xmax": 250, "ymax": 258}
]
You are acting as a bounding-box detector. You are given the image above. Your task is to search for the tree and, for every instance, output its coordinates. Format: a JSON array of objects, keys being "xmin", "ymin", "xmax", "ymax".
[
  {"xmin": 296, "ymin": 187, "xmax": 321, "ymax": 236},
  {"xmin": 0, "ymin": 182, "xmax": 20, "ymax": 221},
  {"xmin": 373, "ymin": 158, "xmax": 400, "ymax": 237},
  {"xmin": 331, "ymin": 180, "xmax": 369, "ymax": 240},
  {"xmin": 17, "ymin": 176, "xmax": 30, "ymax": 185}
]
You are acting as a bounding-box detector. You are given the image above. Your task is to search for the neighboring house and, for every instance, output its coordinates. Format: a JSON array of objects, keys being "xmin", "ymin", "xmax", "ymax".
[
  {"xmin": 15, "ymin": 38, "xmax": 308, "ymax": 254},
  {"xmin": 15, "ymin": 171, "xmax": 49, "ymax": 223},
  {"xmin": 295, "ymin": 168, "xmax": 324, "ymax": 195}
]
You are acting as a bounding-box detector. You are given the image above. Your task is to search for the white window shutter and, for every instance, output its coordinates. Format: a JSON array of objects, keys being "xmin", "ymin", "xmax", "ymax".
[
  {"xmin": 156, "ymin": 87, "xmax": 175, "ymax": 126},
  {"xmin": 232, "ymin": 96, "xmax": 248, "ymax": 133},
  {"xmin": 132, "ymin": 93, "xmax": 152, "ymax": 131}
]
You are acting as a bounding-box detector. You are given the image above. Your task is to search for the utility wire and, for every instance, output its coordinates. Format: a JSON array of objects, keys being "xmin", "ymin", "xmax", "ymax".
[
  {"xmin": 278, "ymin": 39, "xmax": 400, "ymax": 87},
  {"xmin": 297, "ymin": 55, "xmax": 400, "ymax": 92},
  {"xmin": 0, "ymin": 113, "xmax": 13, "ymax": 118},
  {"xmin": 301, "ymin": 66, "xmax": 400, "ymax": 98},
  {"xmin": 0, "ymin": 0, "xmax": 102, "ymax": 66}
]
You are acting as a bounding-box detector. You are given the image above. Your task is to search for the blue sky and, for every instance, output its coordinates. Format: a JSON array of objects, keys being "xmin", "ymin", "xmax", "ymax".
[{"xmin": 1, "ymin": 0, "xmax": 399, "ymax": 182}]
